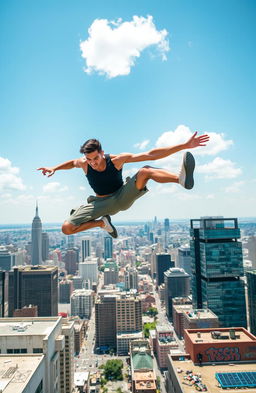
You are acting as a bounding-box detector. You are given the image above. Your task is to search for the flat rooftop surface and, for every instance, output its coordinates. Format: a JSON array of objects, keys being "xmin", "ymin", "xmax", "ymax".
[
  {"xmin": 172, "ymin": 359, "xmax": 256, "ymax": 393},
  {"xmin": 0, "ymin": 355, "xmax": 43, "ymax": 393},
  {"xmin": 186, "ymin": 310, "xmax": 217, "ymax": 320},
  {"xmin": 0, "ymin": 318, "xmax": 59, "ymax": 336},
  {"xmin": 188, "ymin": 330, "xmax": 254, "ymax": 344}
]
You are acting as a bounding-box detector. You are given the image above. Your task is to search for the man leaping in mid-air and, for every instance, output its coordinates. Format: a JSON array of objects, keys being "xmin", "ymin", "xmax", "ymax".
[{"xmin": 38, "ymin": 132, "xmax": 209, "ymax": 238}]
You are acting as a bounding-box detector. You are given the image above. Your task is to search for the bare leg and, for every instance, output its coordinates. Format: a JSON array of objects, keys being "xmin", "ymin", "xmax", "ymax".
[
  {"xmin": 62, "ymin": 219, "xmax": 104, "ymax": 235},
  {"xmin": 135, "ymin": 166, "xmax": 179, "ymax": 190}
]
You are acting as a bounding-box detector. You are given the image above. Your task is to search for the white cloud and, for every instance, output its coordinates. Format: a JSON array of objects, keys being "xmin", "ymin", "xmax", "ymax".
[
  {"xmin": 80, "ymin": 15, "xmax": 169, "ymax": 78},
  {"xmin": 134, "ymin": 139, "xmax": 150, "ymax": 150},
  {"xmin": 196, "ymin": 132, "xmax": 233, "ymax": 156},
  {"xmin": 43, "ymin": 182, "xmax": 68, "ymax": 193},
  {"xmin": 197, "ymin": 157, "xmax": 242, "ymax": 179},
  {"xmin": 155, "ymin": 125, "xmax": 233, "ymax": 156},
  {"xmin": 224, "ymin": 181, "xmax": 245, "ymax": 193},
  {"xmin": 0, "ymin": 157, "xmax": 26, "ymax": 191}
]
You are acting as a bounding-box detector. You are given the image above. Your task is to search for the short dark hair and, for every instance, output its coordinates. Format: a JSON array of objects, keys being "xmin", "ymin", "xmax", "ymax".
[{"xmin": 80, "ymin": 139, "xmax": 102, "ymax": 154}]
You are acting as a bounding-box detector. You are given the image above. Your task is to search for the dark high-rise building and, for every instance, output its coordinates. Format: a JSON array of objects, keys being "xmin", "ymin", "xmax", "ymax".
[
  {"xmin": 156, "ymin": 253, "xmax": 174, "ymax": 287},
  {"xmin": 42, "ymin": 232, "xmax": 49, "ymax": 261},
  {"xmin": 164, "ymin": 268, "xmax": 190, "ymax": 319},
  {"xmin": 0, "ymin": 247, "xmax": 15, "ymax": 271},
  {"xmin": 8, "ymin": 266, "xmax": 58, "ymax": 317},
  {"xmin": 104, "ymin": 237, "xmax": 113, "ymax": 260},
  {"xmin": 95, "ymin": 296, "xmax": 117, "ymax": 350},
  {"xmin": 247, "ymin": 270, "xmax": 256, "ymax": 335},
  {"xmin": 81, "ymin": 238, "xmax": 91, "ymax": 261},
  {"xmin": 59, "ymin": 280, "xmax": 73, "ymax": 304},
  {"xmin": 0, "ymin": 271, "xmax": 5, "ymax": 317},
  {"xmin": 190, "ymin": 217, "xmax": 247, "ymax": 328},
  {"xmin": 31, "ymin": 203, "xmax": 42, "ymax": 265}
]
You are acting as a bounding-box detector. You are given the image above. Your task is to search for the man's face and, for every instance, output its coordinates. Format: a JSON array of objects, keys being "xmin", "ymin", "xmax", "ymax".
[{"xmin": 85, "ymin": 150, "xmax": 105, "ymax": 170}]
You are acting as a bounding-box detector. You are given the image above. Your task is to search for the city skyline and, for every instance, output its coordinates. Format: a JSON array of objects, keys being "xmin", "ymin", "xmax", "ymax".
[{"xmin": 1, "ymin": 1, "xmax": 256, "ymax": 224}]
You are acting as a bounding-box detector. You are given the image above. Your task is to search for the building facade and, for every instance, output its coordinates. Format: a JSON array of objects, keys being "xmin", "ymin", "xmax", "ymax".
[
  {"xmin": 164, "ymin": 268, "xmax": 190, "ymax": 320},
  {"xmin": 190, "ymin": 217, "xmax": 247, "ymax": 328},
  {"xmin": 8, "ymin": 266, "xmax": 58, "ymax": 317},
  {"xmin": 247, "ymin": 270, "xmax": 256, "ymax": 335},
  {"xmin": 31, "ymin": 203, "xmax": 42, "ymax": 265}
]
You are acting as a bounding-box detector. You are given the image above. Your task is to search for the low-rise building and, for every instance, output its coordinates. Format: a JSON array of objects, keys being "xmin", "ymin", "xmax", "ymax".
[
  {"xmin": 117, "ymin": 331, "xmax": 144, "ymax": 355},
  {"xmin": 165, "ymin": 327, "xmax": 256, "ymax": 393},
  {"xmin": 156, "ymin": 325, "xmax": 178, "ymax": 369}
]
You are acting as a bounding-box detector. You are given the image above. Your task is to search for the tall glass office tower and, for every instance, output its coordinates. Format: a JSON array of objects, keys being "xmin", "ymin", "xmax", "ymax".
[
  {"xmin": 247, "ymin": 270, "xmax": 256, "ymax": 335},
  {"xmin": 190, "ymin": 217, "xmax": 247, "ymax": 328}
]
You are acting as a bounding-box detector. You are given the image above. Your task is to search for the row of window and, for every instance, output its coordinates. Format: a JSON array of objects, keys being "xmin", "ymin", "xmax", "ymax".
[{"xmin": 5, "ymin": 348, "xmax": 43, "ymax": 354}]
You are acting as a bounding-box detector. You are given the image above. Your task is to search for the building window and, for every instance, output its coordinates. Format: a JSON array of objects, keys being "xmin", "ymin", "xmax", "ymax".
[
  {"xmin": 35, "ymin": 380, "xmax": 43, "ymax": 393},
  {"xmin": 7, "ymin": 349, "xmax": 14, "ymax": 354},
  {"xmin": 33, "ymin": 348, "xmax": 43, "ymax": 353}
]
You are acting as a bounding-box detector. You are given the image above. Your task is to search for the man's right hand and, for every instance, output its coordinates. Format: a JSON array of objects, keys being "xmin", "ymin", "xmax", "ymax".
[{"xmin": 37, "ymin": 167, "xmax": 55, "ymax": 177}]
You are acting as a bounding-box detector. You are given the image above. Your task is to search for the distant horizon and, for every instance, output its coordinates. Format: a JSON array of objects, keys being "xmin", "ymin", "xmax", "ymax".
[{"xmin": 1, "ymin": 216, "xmax": 256, "ymax": 230}]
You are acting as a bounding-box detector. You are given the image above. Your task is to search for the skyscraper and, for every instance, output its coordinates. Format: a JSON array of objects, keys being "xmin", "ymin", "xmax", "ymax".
[
  {"xmin": 0, "ymin": 271, "xmax": 5, "ymax": 317},
  {"xmin": 155, "ymin": 253, "xmax": 174, "ymax": 287},
  {"xmin": 190, "ymin": 217, "xmax": 247, "ymax": 328},
  {"xmin": 81, "ymin": 237, "xmax": 91, "ymax": 261},
  {"xmin": 8, "ymin": 266, "xmax": 58, "ymax": 317},
  {"xmin": 42, "ymin": 232, "xmax": 49, "ymax": 261},
  {"xmin": 0, "ymin": 246, "xmax": 15, "ymax": 271},
  {"xmin": 95, "ymin": 295, "xmax": 117, "ymax": 350},
  {"xmin": 247, "ymin": 270, "xmax": 256, "ymax": 335},
  {"xmin": 31, "ymin": 203, "xmax": 42, "ymax": 265},
  {"xmin": 164, "ymin": 268, "xmax": 190, "ymax": 319},
  {"xmin": 79, "ymin": 258, "xmax": 98, "ymax": 287},
  {"xmin": 177, "ymin": 245, "xmax": 192, "ymax": 275},
  {"xmin": 104, "ymin": 236, "xmax": 113, "ymax": 260},
  {"xmin": 164, "ymin": 218, "xmax": 170, "ymax": 232},
  {"xmin": 124, "ymin": 267, "xmax": 138, "ymax": 290}
]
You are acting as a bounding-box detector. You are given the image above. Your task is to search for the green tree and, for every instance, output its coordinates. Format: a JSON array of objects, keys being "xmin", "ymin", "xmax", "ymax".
[
  {"xmin": 146, "ymin": 307, "xmax": 158, "ymax": 317},
  {"xmin": 143, "ymin": 322, "xmax": 157, "ymax": 338},
  {"xmin": 102, "ymin": 359, "xmax": 123, "ymax": 381}
]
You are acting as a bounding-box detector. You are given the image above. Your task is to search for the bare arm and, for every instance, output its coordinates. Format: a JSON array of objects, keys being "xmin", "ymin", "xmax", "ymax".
[
  {"xmin": 37, "ymin": 157, "xmax": 87, "ymax": 177},
  {"xmin": 113, "ymin": 132, "xmax": 209, "ymax": 168}
]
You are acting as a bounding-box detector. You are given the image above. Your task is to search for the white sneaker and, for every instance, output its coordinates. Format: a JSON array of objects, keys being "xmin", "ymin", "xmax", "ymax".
[
  {"xmin": 179, "ymin": 152, "xmax": 195, "ymax": 190},
  {"xmin": 101, "ymin": 215, "xmax": 118, "ymax": 238}
]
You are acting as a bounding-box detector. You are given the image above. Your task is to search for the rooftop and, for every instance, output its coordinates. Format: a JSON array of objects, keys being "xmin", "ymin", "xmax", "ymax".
[
  {"xmin": 134, "ymin": 371, "xmax": 156, "ymax": 391},
  {"xmin": 171, "ymin": 357, "xmax": 256, "ymax": 393},
  {"xmin": 0, "ymin": 317, "xmax": 61, "ymax": 336},
  {"xmin": 184, "ymin": 309, "xmax": 218, "ymax": 320},
  {"xmin": 117, "ymin": 331, "xmax": 143, "ymax": 339},
  {"xmin": 12, "ymin": 265, "xmax": 57, "ymax": 272},
  {"xmin": 132, "ymin": 352, "xmax": 153, "ymax": 371},
  {"xmin": 186, "ymin": 328, "xmax": 256, "ymax": 344},
  {"xmin": 0, "ymin": 355, "xmax": 44, "ymax": 393}
]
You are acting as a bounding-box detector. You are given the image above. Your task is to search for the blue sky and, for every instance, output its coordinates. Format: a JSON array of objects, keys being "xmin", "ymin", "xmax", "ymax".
[{"xmin": 0, "ymin": 0, "xmax": 255, "ymax": 224}]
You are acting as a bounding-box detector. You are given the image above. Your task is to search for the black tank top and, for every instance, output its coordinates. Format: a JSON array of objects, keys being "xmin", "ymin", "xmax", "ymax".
[{"xmin": 86, "ymin": 154, "xmax": 123, "ymax": 195}]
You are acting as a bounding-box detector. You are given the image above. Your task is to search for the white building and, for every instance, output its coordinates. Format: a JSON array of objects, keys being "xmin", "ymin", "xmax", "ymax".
[
  {"xmin": 78, "ymin": 258, "xmax": 98, "ymax": 287},
  {"xmin": 0, "ymin": 355, "xmax": 45, "ymax": 393},
  {"xmin": 0, "ymin": 316, "xmax": 74, "ymax": 393},
  {"xmin": 71, "ymin": 289, "xmax": 93, "ymax": 319}
]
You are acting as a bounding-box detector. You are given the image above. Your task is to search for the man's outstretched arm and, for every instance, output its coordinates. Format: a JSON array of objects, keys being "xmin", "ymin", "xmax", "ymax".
[
  {"xmin": 37, "ymin": 158, "xmax": 86, "ymax": 177},
  {"xmin": 114, "ymin": 132, "xmax": 209, "ymax": 166}
]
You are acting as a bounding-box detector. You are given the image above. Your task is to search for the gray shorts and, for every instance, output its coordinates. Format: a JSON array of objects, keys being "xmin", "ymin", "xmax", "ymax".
[{"xmin": 67, "ymin": 174, "xmax": 148, "ymax": 226}]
